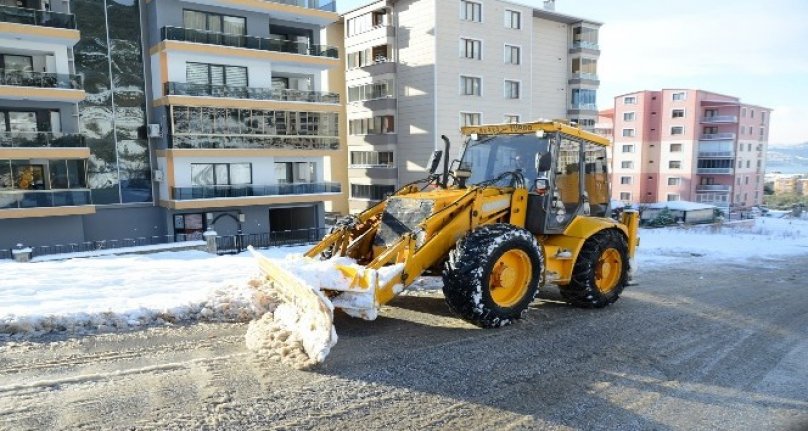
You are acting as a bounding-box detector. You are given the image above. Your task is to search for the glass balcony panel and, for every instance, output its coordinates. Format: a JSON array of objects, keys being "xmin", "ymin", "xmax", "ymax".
[
  {"xmin": 0, "ymin": 132, "xmax": 85, "ymax": 148},
  {"xmin": 172, "ymin": 182, "xmax": 341, "ymax": 200},
  {"xmin": 0, "ymin": 5, "xmax": 76, "ymax": 29},
  {"xmin": 165, "ymin": 82, "xmax": 338, "ymax": 103},
  {"xmin": 0, "ymin": 69, "xmax": 83, "ymax": 89},
  {"xmin": 161, "ymin": 27, "xmax": 338, "ymax": 59}
]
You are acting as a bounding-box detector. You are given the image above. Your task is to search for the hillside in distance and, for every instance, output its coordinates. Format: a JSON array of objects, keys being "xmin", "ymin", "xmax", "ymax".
[{"xmin": 767, "ymin": 142, "xmax": 808, "ymax": 174}]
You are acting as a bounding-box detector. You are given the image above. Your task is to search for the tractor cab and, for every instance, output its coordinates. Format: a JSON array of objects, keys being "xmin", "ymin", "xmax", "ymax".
[{"xmin": 458, "ymin": 121, "xmax": 612, "ymax": 235}]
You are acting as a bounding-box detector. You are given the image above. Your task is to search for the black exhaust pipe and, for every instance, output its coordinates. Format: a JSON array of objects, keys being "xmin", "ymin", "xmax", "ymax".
[{"xmin": 440, "ymin": 135, "xmax": 451, "ymax": 188}]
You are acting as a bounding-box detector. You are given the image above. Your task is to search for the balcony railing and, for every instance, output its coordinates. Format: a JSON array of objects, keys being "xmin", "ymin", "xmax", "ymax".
[
  {"xmin": 698, "ymin": 151, "xmax": 734, "ymax": 158},
  {"xmin": 161, "ymin": 27, "xmax": 338, "ymax": 58},
  {"xmin": 263, "ymin": 0, "xmax": 337, "ymax": 12},
  {"xmin": 165, "ymin": 82, "xmax": 339, "ymax": 103},
  {"xmin": 170, "ymin": 134, "xmax": 340, "ymax": 150},
  {"xmin": 700, "ymin": 132, "xmax": 736, "ymax": 140},
  {"xmin": 569, "ymin": 103, "xmax": 598, "ymax": 111},
  {"xmin": 172, "ymin": 182, "xmax": 341, "ymax": 200},
  {"xmin": 696, "ymin": 185, "xmax": 731, "ymax": 192},
  {"xmin": 0, "ymin": 132, "xmax": 85, "ymax": 148},
  {"xmin": 701, "ymin": 115, "xmax": 738, "ymax": 123},
  {"xmin": 0, "ymin": 69, "xmax": 82, "ymax": 89},
  {"xmin": 570, "ymin": 72, "xmax": 598, "ymax": 81},
  {"xmin": 0, "ymin": 189, "xmax": 91, "ymax": 209},
  {"xmin": 696, "ymin": 168, "xmax": 734, "ymax": 174},
  {"xmin": 572, "ymin": 41, "xmax": 599, "ymax": 50},
  {"xmin": 0, "ymin": 4, "xmax": 75, "ymax": 29}
]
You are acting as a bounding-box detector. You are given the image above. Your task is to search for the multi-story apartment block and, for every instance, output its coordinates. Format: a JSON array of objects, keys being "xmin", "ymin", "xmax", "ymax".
[
  {"xmin": 610, "ymin": 90, "xmax": 771, "ymax": 213},
  {"xmin": 342, "ymin": 0, "xmax": 601, "ymax": 212},
  {"xmin": 773, "ymin": 175, "xmax": 807, "ymax": 196},
  {"xmin": 145, "ymin": 0, "xmax": 347, "ymax": 241},
  {"xmin": 0, "ymin": 0, "xmax": 348, "ymax": 251}
]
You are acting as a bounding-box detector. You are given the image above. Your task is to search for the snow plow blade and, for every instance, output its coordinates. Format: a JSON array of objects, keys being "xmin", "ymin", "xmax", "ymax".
[{"xmin": 248, "ymin": 246, "xmax": 337, "ymax": 363}]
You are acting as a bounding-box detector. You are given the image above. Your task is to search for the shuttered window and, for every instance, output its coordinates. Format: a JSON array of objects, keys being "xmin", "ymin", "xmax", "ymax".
[{"xmin": 186, "ymin": 63, "xmax": 247, "ymax": 87}]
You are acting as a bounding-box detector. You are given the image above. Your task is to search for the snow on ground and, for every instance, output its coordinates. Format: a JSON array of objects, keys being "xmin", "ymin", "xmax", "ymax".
[{"xmin": 1, "ymin": 217, "xmax": 807, "ymax": 340}]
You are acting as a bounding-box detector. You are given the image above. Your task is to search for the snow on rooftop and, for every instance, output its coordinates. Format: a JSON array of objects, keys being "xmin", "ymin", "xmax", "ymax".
[{"xmin": 1, "ymin": 216, "xmax": 807, "ymax": 340}]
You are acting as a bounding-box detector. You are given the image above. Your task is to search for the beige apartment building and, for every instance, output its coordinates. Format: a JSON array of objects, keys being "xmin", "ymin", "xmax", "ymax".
[
  {"xmin": 609, "ymin": 90, "xmax": 771, "ymax": 213},
  {"xmin": 341, "ymin": 0, "xmax": 601, "ymax": 212}
]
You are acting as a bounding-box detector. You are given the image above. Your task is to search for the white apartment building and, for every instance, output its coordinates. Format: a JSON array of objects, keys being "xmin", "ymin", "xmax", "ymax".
[{"xmin": 342, "ymin": 0, "xmax": 601, "ymax": 212}]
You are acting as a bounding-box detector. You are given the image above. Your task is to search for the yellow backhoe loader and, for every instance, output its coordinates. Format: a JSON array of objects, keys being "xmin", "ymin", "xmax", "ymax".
[{"xmin": 250, "ymin": 121, "xmax": 639, "ymax": 360}]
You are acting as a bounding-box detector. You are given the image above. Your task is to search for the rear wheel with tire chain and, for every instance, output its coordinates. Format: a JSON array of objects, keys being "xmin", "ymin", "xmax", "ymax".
[
  {"xmin": 442, "ymin": 224, "xmax": 545, "ymax": 328},
  {"xmin": 559, "ymin": 229, "xmax": 629, "ymax": 308}
]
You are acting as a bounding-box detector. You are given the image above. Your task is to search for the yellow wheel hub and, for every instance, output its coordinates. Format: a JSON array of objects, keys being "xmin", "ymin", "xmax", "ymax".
[
  {"xmin": 595, "ymin": 248, "xmax": 622, "ymax": 294},
  {"xmin": 489, "ymin": 249, "xmax": 532, "ymax": 308}
]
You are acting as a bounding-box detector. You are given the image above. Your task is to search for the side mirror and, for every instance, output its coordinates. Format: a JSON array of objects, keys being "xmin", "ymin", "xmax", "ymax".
[
  {"xmin": 534, "ymin": 178, "xmax": 550, "ymax": 195},
  {"xmin": 427, "ymin": 150, "xmax": 443, "ymax": 174},
  {"xmin": 453, "ymin": 163, "xmax": 472, "ymax": 188},
  {"xmin": 537, "ymin": 152, "xmax": 552, "ymax": 172}
]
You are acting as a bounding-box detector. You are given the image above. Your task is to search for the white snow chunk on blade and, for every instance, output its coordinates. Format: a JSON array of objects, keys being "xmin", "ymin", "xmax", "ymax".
[{"xmin": 246, "ymin": 246, "xmax": 385, "ymax": 366}]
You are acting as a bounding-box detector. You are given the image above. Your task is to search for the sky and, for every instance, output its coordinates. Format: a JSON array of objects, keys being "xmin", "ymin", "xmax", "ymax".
[{"xmin": 336, "ymin": 0, "xmax": 808, "ymax": 146}]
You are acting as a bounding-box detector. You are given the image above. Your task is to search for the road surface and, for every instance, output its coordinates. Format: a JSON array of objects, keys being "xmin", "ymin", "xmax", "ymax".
[{"xmin": 1, "ymin": 256, "xmax": 806, "ymax": 430}]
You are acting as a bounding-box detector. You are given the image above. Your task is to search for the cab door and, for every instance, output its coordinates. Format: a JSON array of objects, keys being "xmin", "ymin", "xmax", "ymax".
[{"xmin": 545, "ymin": 136, "xmax": 584, "ymax": 233}]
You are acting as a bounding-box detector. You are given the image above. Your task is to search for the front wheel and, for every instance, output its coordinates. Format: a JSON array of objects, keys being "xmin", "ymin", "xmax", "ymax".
[
  {"xmin": 442, "ymin": 224, "xmax": 545, "ymax": 328},
  {"xmin": 559, "ymin": 229, "xmax": 629, "ymax": 308}
]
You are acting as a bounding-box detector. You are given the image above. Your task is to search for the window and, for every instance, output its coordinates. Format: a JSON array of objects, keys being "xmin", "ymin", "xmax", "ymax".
[
  {"xmin": 760, "ymin": 127, "xmax": 765, "ymax": 137},
  {"xmin": 349, "ymin": 115, "xmax": 395, "ymax": 134},
  {"xmin": 346, "ymin": 44, "xmax": 391, "ymax": 68},
  {"xmin": 572, "ymin": 26, "xmax": 599, "ymax": 49},
  {"xmin": 669, "ymin": 161, "xmax": 681, "ymax": 169},
  {"xmin": 672, "ymin": 109, "xmax": 685, "ymax": 118},
  {"xmin": 667, "ymin": 194, "xmax": 680, "ymax": 201},
  {"xmin": 571, "ymin": 57, "xmax": 597, "ymax": 77},
  {"xmin": 670, "ymin": 143, "xmax": 683, "ymax": 152},
  {"xmin": 620, "ymin": 176, "xmax": 632, "ymax": 185},
  {"xmin": 621, "ymin": 129, "xmax": 635, "ymax": 137},
  {"xmin": 504, "ymin": 114, "xmax": 520, "ymax": 123},
  {"xmin": 186, "ymin": 63, "xmax": 248, "ymax": 87},
  {"xmin": 351, "ymin": 184, "xmax": 395, "ymax": 201},
  {"xmin": 350, "ymin": 151, "xmax": 394, "ymax": 167},
  {"xmin": 346, "ymin": 10, "xmax": 387, "ymax": 36},
  {"xmin": 619, "ymin": 192, "xmax": 631, "ymax": 201},
  {"xmin": 668, "ymin": 177, "xmax": 681, "ymax": 186},
  {"xmin": 671, "ymin": 126, "xmax": 684, "ymax": 135},
  {"xmin": 275, "ymin": 162, "xmax": 316, "ymax": 184},
  {"xmin": 623, "ymin": 96, "xmax": 637, "ymax": 105},
  {"xmin": 761, "ymin": 112, "xmax": 766, "ymax": 124},
  {"xmin": 621, "ymin": 144, "xmax": 634, "ymax": 153},
  {"xmin": 461, "ymin": 112, "xmax": 481, "ymax": 126},
  {"xmin": 750, "ymin": 109, "xmax": 755, "ymax": 118},
  {"xmin": 623, "ymin": 112, "xmax": 635, "ymax": 122},
  {"xmin": 672, "ymin": 91, "xmax": 686, "ymax": 101},
  {"xmin": 504, "ymin": 80, "xmax": 520, "ymax": 99},
  {"xmin": 348, "ymin": 79, "xmax": 395, "ymax": 102},
  {"xmin": 571, "ymin": 118, "xmax": 596, "ymax": 128},
  {"xmin": 741, "ymin": 107, "xmax": 747, "ymax": 117},
  {"xmin": 745, "ymin": 176, "xmax": 749, "ymax": 185},
  {"xmin": 504, "ymin": 44, "xmax": 520, "ymax": 64},
  {"xmin": 571, "ymin": 89, "xmax": 597, "ymax": 110},
  {"xmin": 621, "ymin": 161, "xmax": 634, "ymax": 169},
  {"xmin": 191, "ymin": 163, "xmax": 252, "ymax": 186},
  {"xmin": 461, "ymin": 0, "xmax": 482, "ymax": 22},
  {"xmin": 460, "ymin": 38, "xmax": 482, "ymax": 60},
  {"xmin": 183, "ymin": 10, "xmax": 246, "ymax": 34},
  {"xmin": 460, "ymin": 76, "xmax": 481, "ymax": 96},
  {"xmin": 746, "ymin": 160, "xmax": 751, "ymax": 168},
  {"xmin": 504, "ymin": 9, "xmax": 521, "ymax": 29},
  {"xmin": 747, "ymin": 143, "xmax": 752, "ymax": 151}
]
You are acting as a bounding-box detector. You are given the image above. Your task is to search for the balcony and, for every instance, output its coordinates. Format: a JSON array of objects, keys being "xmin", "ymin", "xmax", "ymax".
[
  {"xmin": 170, "ymin": 134, "xmax": 339, "ymax": 151},
  {"xmin": 700, "ymin": 132, "xmax": 736, "ymax": 140},
  {"xmin": 571, "ymin": 41, "xmax": 599, "ymax": 50},
  {"xmin": 161, "ymin": 27, "xmax": 338, "ymax": 59},
  {"xmin": 696, "ymin": 185, "xmax": 731, "ymax": 192},
  {"xmin": 701, "ymin": 115, "xmax": 738, "ymax": 124},
  {"xmin": 697, "ymin": 150, "xmax": 734, "ymax": 158},
  {"xmin": 0, "ymin": 132, "xmax": 85, "ymax": 148},
  {"xmin": 165, "ymin": 82, "xmax": 338, "ymax": 104},
  {"xmin": 0, "ymin": 4, "xmax": 75, "ymax": 29},
  {"xmin": 171, "ymin": 182, "xmax": 341, "ymax": 200},
  {"xmin": 569, "ymin": 72, "xmax": 599, "ymax": 85},
  {"xmin": 0, "ymin": 70, "xmax": 82, "ymax": 90},
  {"xmin": 262, "ymin": 0, "xmax": 336, "ymax": 11},
  {"xmin": 0, "ymin": 189, "xmax": 91, "ymax": 209},
  {"xmin": 696, "ymin": 168, "xmax": 734, "ymax": 175}
]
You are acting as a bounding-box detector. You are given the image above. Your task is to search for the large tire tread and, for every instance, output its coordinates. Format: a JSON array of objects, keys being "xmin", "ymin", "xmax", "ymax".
[{"xmin": 559, "ymin": 229, "xmax": 629, "ymax": 308}]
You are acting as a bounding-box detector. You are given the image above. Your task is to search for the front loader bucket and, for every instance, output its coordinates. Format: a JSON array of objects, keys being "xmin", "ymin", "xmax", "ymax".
[{"xmin": 248, "ymin": 246, "xmax": 337, "ymax": 363}]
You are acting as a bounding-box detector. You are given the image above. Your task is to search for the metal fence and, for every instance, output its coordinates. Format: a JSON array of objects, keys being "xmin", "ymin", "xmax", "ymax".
[
  {"xmin": 216, "ymin": 228, "xmax": 328, "ymax": 255},
  {"xmin": 21, "ymin": 235, "xmax": 197, "ymax": 259}
]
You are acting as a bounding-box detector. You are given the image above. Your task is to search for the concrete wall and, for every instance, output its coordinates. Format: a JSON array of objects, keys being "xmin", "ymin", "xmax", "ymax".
[
  {"xmin": 0, "ymin": 215, "xmax": 85, "ymax": 249},
  {"xmin": 530, "ymin": 16, "xmax": 569, "ymax": 120}
]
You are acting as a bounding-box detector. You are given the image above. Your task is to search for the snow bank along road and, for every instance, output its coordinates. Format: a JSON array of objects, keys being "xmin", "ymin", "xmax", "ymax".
[{"xmin": 1, "ymin": 254, "xmax": 807, "ymax": 429}]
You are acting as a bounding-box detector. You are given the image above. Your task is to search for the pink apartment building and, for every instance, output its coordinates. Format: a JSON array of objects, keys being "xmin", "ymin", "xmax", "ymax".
[{"xmin": 609, "ymin": 90, "xmax": 771, "ymax": 213}]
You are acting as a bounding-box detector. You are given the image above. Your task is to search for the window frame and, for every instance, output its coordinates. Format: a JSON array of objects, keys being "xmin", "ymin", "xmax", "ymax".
[
  {"xmin": 504, "ymin": 79, "xmax": 520, "ymax": 99},
  {"xmin": 459, "ymin": 74, "xmax": 483, "ymax": 96},
  {"xmin": 460, "ymin": 0, "xmax": 483, "ymax": 23},
  {"xmin": 622, "ymin": 112, "xmax": 635, "ymax": 122},
  {"xmin": 459, "ymin": 37, "xmax": 483, "ymax": 60},
  {"xmin": 503, "ymin": 43, "xmax": 521, "ymax": 65},
  {"xmin": 460, "ymin": 111, "xmax": 482, "ymax": 127},
  {"xmin": 504, "ymin": 9, "xmax": 521, "ymax": 29}
]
